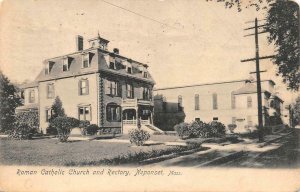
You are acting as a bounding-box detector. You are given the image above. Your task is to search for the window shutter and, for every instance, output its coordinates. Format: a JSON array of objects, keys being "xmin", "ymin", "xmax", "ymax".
[
  {"xmin": 117, "ymin": 82, "xmax": 122, "ymax": 97},
  {"xmin": 53, "ymin": 84, "xmax": 55, "ymax": 98},
  {"xmin": 105, "ymin": 79, "xmax": 110, "ymax": 94},
  {"xmin": 78, "ymin": 80, "xmax": 81, "ymax": 95},
  {"xmin": 86, "ymin": 80, "xmax": 89, "ymax": 95},
  {"xmin": 139, "ymin": 87, "xmax": 144, "ymax": 99}
]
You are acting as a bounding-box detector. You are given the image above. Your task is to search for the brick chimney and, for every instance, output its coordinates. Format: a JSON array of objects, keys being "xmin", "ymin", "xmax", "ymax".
[{"xmin": 76, "ymin": 35, "xmax": 84, "ymax": 51}]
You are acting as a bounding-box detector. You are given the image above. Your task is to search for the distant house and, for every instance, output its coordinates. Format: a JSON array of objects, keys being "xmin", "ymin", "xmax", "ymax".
[
  {"xmin": 154, "ymin": 79, "xmax": 285, "ymax": 132},
  {"xmin": 16, "ymin": 34, "xmax": 161, "ymax": 134}
]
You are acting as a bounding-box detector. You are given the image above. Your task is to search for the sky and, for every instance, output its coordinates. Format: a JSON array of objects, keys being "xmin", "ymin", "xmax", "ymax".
[{"xmin": 0, "ymin": 0, "xmax": 299, "ymax": 103}]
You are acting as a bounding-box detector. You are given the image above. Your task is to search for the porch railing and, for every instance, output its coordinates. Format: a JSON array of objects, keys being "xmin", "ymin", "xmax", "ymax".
[{"xmin": 122, "ymin": 119, "xmax": 150, "ymax": 125}]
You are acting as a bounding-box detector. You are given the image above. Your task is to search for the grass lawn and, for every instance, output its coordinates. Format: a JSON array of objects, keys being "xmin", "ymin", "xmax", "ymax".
[
  {"xmin": 0, "ymin": 137, "xmax": 186, "ymax": 166},
  {"xmin": 117, "ymin": 134, "xmax": 180, "ymax": 142}
]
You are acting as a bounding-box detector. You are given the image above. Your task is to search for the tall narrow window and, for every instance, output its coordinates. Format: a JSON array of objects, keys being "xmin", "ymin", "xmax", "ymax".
[
  {"xmin": 212, "ymin": 93, "xmax": 218, "ymax": 110},
  {"xmin": 143, "ymin": 87, "xmax": 150, "ymax": 100},
  {"xmin": 47, "ymin": 84, "xmax": 55, "ymax": 99},
  {"xmin": 78, "ymin": 106, "xmax": 91, "ymax": 121},
  {"xmin": 106, "ymin": 103, "xmax": 121, "ymax": 122},
  {"xmin": 82, "ymin": 53, "xmax": 90, "ymax": 68},
  {"xmin": 178, "ymin": 95, "xmax": 183, "ymax": 107},
  {"xmin": 79, "ymin": 79, "xmax": 89, "ymax": 95},
  {"xmin": 62, "ymin": 58, "xmax": 69, "ymax": 71},
  {"xmin": 105, "ymin": 80, "xmax": 120, "ymax": 96},
  {"xmin": 195, "ymin": 94, "xmax": 200, "ymax": 110},
  {"xmin": 45, "ymin": 108, "xmax": 53, "ymax": 122},
  {"xmin": 126, "ymin": 84, "xmax": 134, "ymax": 98},
  {"xmin": 231, "ymin": 91, "xmax": 236, "ymax": 109},
  {"xmin": 29, "ymin": 90, "xmax": 35, "ymax": 103},
  {"xmin": 247, "ymin": 96, "xmax": 252, "ymax": 108}
]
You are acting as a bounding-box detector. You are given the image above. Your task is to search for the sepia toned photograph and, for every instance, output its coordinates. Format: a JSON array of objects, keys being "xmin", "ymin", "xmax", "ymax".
[{"xmin": 0, "ymin": 0, "xmax": 300, "ymax": 191}]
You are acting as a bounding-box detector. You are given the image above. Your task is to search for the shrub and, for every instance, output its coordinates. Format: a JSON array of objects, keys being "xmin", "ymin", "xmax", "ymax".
[
  {"xmin": 153, "ymin": 112, "xmax": 186, "ymax": 131},
  {"xmin": 79, "ymin": 120, "xmax": 90, "ymax": 135},
  {"xmin": 188, "ymin": 121, "xmax": 201, "ymax": 138},
  {"xmin": 50, "ymin": 96, "xmax": 66, "ymax": 120},
  {"xmin": 129, "ymin": 129, "xmax": 150, "ymax": 146},
  {"xmin": 46, "ymin": 126, "xmax": 58, "ymax": 135},
  {"xmin": 8, "ymin": 123, "xmax": 37, "ymax": 140},
  {"xmin": 174, "ymin": 122, "xmax": 189, "ymax": 139},
  {"xmin": 50, "ymin": 117, "xmax": 80, "ymax": 142},
  {"xmin": 209, "ymin": 121, "xmax": 226, "ymax": 137},
  {"xmin": 15, "ymin": 111, "xmax": 39, "ymax": 132},
  {"xmin": 86, "ymin": 124, "xmax": 99, "ymax": 135},
  {"xmin": 227, "ymin": 124, "xmax": 237, "ymax": 133}
]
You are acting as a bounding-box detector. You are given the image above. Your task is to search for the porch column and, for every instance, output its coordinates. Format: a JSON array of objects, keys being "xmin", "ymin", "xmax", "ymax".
[{"xmin": 135, "ymin": 107, "xmax": 138, "ymax": 126}]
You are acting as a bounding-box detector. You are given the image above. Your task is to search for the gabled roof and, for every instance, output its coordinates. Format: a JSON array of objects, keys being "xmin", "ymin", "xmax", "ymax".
[{"xmin": 233, "ymin": 83, "xmax": 267, "ymax": 95}]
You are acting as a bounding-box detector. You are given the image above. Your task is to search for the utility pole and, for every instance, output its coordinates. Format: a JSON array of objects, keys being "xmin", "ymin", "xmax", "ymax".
[{"xmin": 241, "ymin": 18, "xmax": 275, "ymax": 142}]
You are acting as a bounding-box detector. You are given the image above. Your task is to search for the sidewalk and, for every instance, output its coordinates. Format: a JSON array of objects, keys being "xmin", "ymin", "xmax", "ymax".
[{"xmin": 144, "ymin": 131, "xmax": 292, "ymax": 167}]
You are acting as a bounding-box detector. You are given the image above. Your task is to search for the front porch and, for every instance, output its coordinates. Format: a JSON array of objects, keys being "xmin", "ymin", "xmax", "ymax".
[{"xmin": 121, "ymin": 98, "xmax": 157, "ymax": 133}]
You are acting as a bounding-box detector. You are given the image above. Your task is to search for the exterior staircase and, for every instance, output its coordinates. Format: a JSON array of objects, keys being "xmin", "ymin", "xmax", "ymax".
[{"xmin": 142, "ymin": 124, "xmax": 164, "ymax": 134}]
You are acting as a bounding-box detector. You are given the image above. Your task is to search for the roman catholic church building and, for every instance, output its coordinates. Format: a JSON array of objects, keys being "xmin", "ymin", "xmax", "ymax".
[
  {"xmin": 154, "ymin": 79, "xmax": 285, "ymax": 132},
  {"xmin": 16, "ymin": 34, "xmax": 162, "ymax": 134}
]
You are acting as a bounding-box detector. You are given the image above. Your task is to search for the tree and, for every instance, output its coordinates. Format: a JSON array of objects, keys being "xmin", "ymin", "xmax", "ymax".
[
  {"xmin": 50, "ymin": 96, "xmax": 65, "ymax": 120},
  {"xmin": 0, "ymin": 71, "xmax": 22, "ymax": 132},
  {"xmin": 292, "ymin": 96, "xmax": 300, "ymax": 126},
  {"xmin": 206, "ymin": 0, "xmax": 300, "ymax": 91}
]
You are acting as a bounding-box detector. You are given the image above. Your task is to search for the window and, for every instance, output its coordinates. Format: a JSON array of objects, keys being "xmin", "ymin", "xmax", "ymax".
[
  {"xmin": 247, "ymin": 96, "xmax": 252, "ymax": 108},
  {"xmin": 109, "ymin": 62, "xmax": 115, "ymax": 69},
  {"xmin": 126, "ymin": 84, "xmax": 134, "ymax": 98},
  {"xmin": 29, "ymin": 90, "xmax": 35, "ymax": 103},
  {"xmin": 82, "ymin": 53, "xmax": 90, "ymax": 68},
  {"xmin": 195, "ymin": 118, "xmax": 200, "ymax": 122},
  {"xmin": 79, "ymin": 79, "xmax": 89, "ymax": 95},
  {"xmin": 45, "ymin": 108, "xmax": 53, "ymax": 122},
  {"xmin": 247, "ymin": 116, "xmax": 253, "ymax": 127},
  {"xmin": 143, "ymin": 72, "xmax": 148, "ymax": 78},
  {"xmin": 143, "ymin": 87, "xmax": 151, "ymax": 100},
  {"xmin": 195, "ymin": 94, "xmax": 199, "ymax": 110},
  {"xmin": 232, "ymin": 117, "xmax": 236, "ymax": 124},
  {"xmin": 270, "ymin": 100, "xmax": 275, "ymax": 108},
  {"xmin": 106, "ymin": 103, "xmax": 121, "ymax": 122},
  {"xmin": 212, "ymin": 93, "xmax": 218, "ymax": 110},
  {"xmin": 62, "ymin": 57, "xmax": 70, "ymax": 71},
  {"xmin": 178, "ymin": 95, "xmax": 183, "ymax": 107},
  {"xmin": 105, "ymin": 80, "xmax": 120, "ymax": 96},
  {"xmin": 213, "ymin": 117, "xmax": 218, "ymax": 121},
  {"xmin": 47, "ymin": 84, "xmax": 55, "ymax": 99},
  {"xmin": 45, "ymin": 61, "xmax": 54, "ymax": 75},
  {"xmin": 231, "ymin": 92, "xmax": 236, "ymax": 109},
  {"xmin": 127, "ymin": 66, "xmax": 132, "ymax": 74},
  {"xmin": 78, "ymin": 106, "xmax": 91, "ymax": 121}
]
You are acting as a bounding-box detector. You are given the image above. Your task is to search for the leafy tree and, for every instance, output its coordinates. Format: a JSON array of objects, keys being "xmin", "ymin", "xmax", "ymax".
[
  {"xmin": 292, "ymin": 96, "xmax": 300, "ymax": 126},
  {"xmin": 51, "ymin": 96, "xmax": 65, "ymax": 120},
  {"xmin": 206, "ymin": 0, "xmax": 300, "ymax": 90},
  {"xmin": 0, "ymin": 71, "xmax": 22, "ymax": 132}
]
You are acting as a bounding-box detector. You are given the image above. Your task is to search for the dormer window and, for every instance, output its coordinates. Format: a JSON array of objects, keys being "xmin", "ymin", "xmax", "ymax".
[
  {"xmin": 82, "ymin": 53, "xmax": 90, "ymax": 68},
  {"xmin": 62, "ymin": 57, "xmax": 70, "ymax": 72},
  {"xmin": 127, "ymin": 66, "xmax": 132, "ymax": 74},
  {"xmin": 143, "ymin": 71, "xmax": 148, "ymax": 78},
  {"xmin": 127, "ymin": 67, "xmax": 132, "ymax": 74},
  {"xmin": 45, "ymin": 61, "xmax": 55, "ymax": 75},
  {"xmin": 109, "ymin": 62, "xmax": 115, "ymax": 69},
  {"xmin": 108, "ymin": 55, "xmax": 116, "ymax": 70}
]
